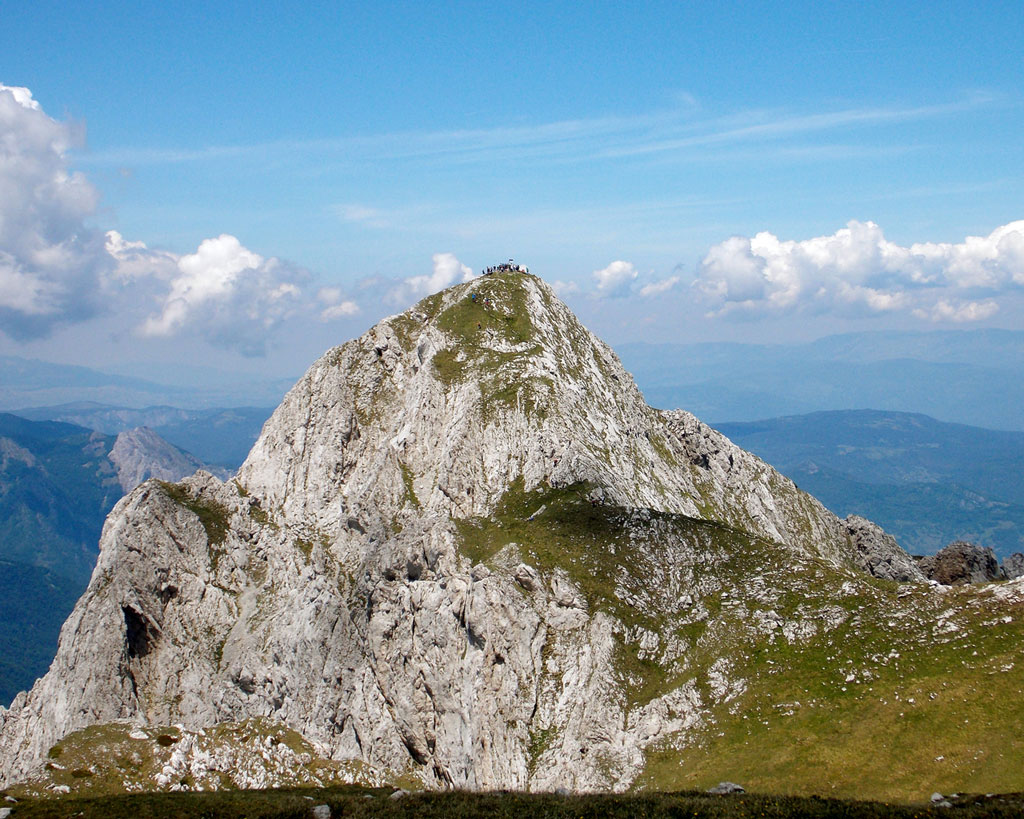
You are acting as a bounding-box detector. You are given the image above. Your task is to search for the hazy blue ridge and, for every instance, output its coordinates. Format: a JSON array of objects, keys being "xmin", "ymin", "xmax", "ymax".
[
  {"xmin": 619, "ymin": 328, "xmax": 1024, "ymax": 371},
  {"xmin": 618, "ymin": 331, "xmax": 1024, "ymax": 431},
  {"xmin": 716, "ymin": 410, "xmax": 1024, "ymax": 559},
  {"xmin": 152, "ymin": 407, "xmax": 273, "ymax": 468},
  {"xmin": 0, "ymin": 413, "xmax": 121, "ymax": 583},
  {"xmin": 12, "ymin": 404, "xmax": 274, "ymax": 471},
  {"xmin": 0, "ymin": 356, "xmax": 158, "ymax": 391},
  {"xmin": 0, "ymin": 355, "xmax": 294, "ymax": 412},
  {"xmin": 0, "ymin": 412, "xmax": 116, "ymax": 699}
]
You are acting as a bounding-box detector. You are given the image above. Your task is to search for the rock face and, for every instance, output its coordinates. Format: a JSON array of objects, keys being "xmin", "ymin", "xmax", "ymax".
[
  {"xmin": 0, "ymin": 273, "xmax": 922, "ymax": 792},
  {"xmin": 1004, "ymin": 553, "xmax": 1024, "ymax": 580},
  {"xmin": 108, "ymin": 426, "xmax": 206, "ymax": 492},
  {"xmin": 916, "ymin": 541, "xmax": 1005, "ymax": 585},
  {"xmin": 844, "ymin": 515, "xmax": 926, "ymax": 582}
]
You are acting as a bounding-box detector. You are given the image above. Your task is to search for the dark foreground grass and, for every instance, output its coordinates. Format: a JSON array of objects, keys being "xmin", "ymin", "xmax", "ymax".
[{"xmin": 5, "ymin": 788, "xmax": 1024, "ymax": 819}]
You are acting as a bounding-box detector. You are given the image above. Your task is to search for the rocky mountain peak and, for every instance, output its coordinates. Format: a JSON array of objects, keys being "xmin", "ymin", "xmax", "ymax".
[
  {"xmin": 238, "ymin": 271, "xmax": 680, "ymax": 528},
  {"xmin": 237, "ymin": 272, "xmax": 851, "ymax": 565},
  {"xmin": 4, "ymin": 271, "xmax": 995, "ymax": 797},
  {"xmin": 108, "ymin": 426, "xmax": 206, "ymax": 492}
]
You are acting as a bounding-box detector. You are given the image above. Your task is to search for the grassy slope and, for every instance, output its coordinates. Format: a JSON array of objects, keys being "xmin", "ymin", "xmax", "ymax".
[
  {"xmin": 639, "ymin": 580, "xmax": 1024, "ymax": 800},
  {"xmin": 455, "ymin": 484, "xmax": 1024, "ymax": 802}
]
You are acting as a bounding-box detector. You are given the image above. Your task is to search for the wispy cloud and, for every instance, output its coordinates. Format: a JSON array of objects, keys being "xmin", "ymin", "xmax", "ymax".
[
  {"xmin": 78, "ymin": 93, "xmax": 995, "ymax": 171},
  {"xmin": 639, "ymin": 276, "xmax": 681, "ymax": 297},
  {"xmin": 593, "ymin": 95, "xmax": 993, "ymax": 160},
  {"xmin": 333, "ymin": 203, "xmax": 391, "ymax": 229}
]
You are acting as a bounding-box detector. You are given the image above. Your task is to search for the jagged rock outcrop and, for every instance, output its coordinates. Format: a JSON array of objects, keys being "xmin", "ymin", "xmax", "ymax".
[
  {"xmin": 843, "ymin": 515, "xmax": 926, "ymax": 582},
  {"xmin": 1004, "ymin": 553, "xmax": 1024, "ymax": 580},
  {"xmin": 107, "ymin": 426, "xmax": 206, "ymax": 492},
  {"xmin": 0, "ymin": 272, "xmax": 927, "ymax": 793},
  {"xmin": 916, "ymin": 541, "xmax": 1005, "ymax": 585}
]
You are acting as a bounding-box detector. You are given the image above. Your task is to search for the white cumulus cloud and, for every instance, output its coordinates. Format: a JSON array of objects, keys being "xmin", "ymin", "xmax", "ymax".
[
  {"xmin": 139, "ymin": 234, "xmax": 306, "ymax": 356},
  {"xmin": 0, "ymin": 84, "xmax": 40, "ymax": 110},
  {"xmin": 0, "ymin": 83, "xmax": 112, "ymax": 338},
  {"xmin": 389, "ymin": 253, "xmax": 475, "ymax": 305},
  {"xmin": 592, "ymin": 260, "xmax": 638, "ymax": 298},
  {"xmin": 0, "ymin": 85, "xmax": 317, "ymax": 355},
  {"xmin": 694, "ymin": 220, "xmax": 1024, "ymax": 321},
  {"xmin": 105, "ymin": 230, "xmax": 179, "ymax": 283}
]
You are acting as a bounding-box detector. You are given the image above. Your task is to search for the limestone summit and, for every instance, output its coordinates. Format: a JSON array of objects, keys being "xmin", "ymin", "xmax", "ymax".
[{"xmin": 1, "ymin": 270, "xmax": 1022, "ymax": 799}]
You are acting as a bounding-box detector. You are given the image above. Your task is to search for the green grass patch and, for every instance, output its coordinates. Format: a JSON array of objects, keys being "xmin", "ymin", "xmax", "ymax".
[
  {"xmin": 527, "ymin": 725, "xmax": 558, "ymax": 774},
  {"xmin": 434, "ymin": 272, "xmax": 536, "ymax": 347},
  {"xmin": 157, "ymin": 482, "xmax": 231, "ymax": 547},
  {"xmin": 453, "ymin": 479, "xmax": 794, "ymax": 705},
  {"xmin": 422, "ymin": 273, "xmax": 558, "ymax": 424},
  {"xmin": 431, "ymin": 347, "xmax": 466, "ymax": 386}
]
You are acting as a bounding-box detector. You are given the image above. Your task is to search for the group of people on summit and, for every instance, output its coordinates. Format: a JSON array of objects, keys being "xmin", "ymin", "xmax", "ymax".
[{"xmin": 483, "ymin": 260, "xmax": 528, "ymax": 275}]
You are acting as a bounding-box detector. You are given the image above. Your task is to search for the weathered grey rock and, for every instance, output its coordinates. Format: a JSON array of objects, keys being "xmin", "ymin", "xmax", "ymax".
[
  {"xmin": 707, "ymin": 781, "xmax": 745, "ymax": 794},
  {"xmin": 0, "ymin": 273, "xmax": 910, "ymax": 793},
  {"xmin": 917, "ymin": 541, "xmax": 1004, "ymax": 585},
  {"xmin": 1004, "ymin": 553, "xmax": 1024, "ymax": 580},
  {"xmin": 844, "ymin": 515, "xmax": 924, "ymax": 582},
  {"xmin": 311, "ymin": 804, "xmax": 331, "ymax": 818},
  {"xmin": 108, "ymin": 426, "xmax": 205, "ymax": 492}
]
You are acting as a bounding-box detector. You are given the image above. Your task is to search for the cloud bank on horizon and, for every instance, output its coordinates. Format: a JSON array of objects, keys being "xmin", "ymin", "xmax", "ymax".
[
  {"xmin": 692, "ymin": 220, "xmax": 1023, "ymax": 322},
  {"xmin": 1, "ymin": 82, "xmax": 1022, "ymax": 357}
]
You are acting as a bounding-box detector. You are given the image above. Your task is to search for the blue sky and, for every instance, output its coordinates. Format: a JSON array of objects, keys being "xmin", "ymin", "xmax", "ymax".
[{"xmin": 0, "ymin": 1, "xmax": 1022, "ymax": 379}]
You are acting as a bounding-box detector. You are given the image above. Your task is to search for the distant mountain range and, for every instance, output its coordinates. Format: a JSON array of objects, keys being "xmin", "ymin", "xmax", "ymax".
[
  {"xmin": 13, "ymin": 403, "xmax": 274, "ymax": 471},
  {"xmin": 0, "ymin": 355, "xmax": 294, "ymax": 412},
  {"xmin": 5, "ymin": 328, "xmax": 1024, "ymax": 431},
  {"xmin": 618, "ymin": 328, "xmax": 1024, "ymax": 431},
  {"xmin": 717, "ymin": 410, "xmax": 1024, "ymax": 559}
]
